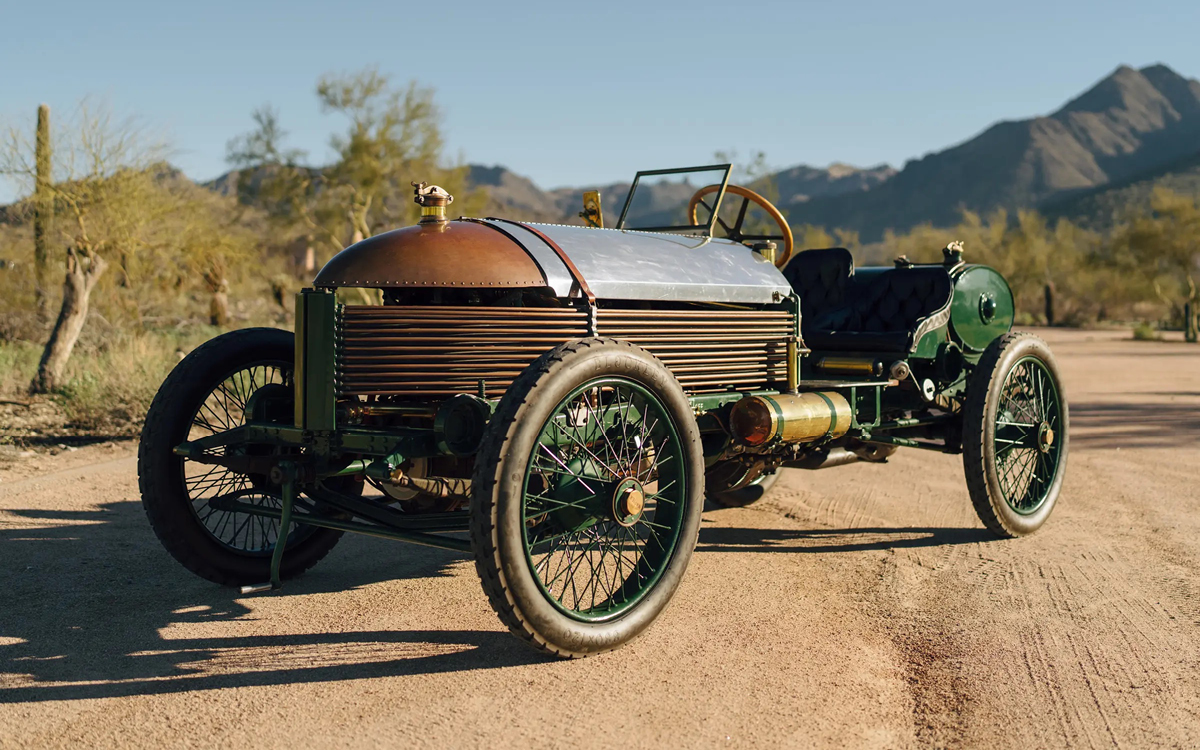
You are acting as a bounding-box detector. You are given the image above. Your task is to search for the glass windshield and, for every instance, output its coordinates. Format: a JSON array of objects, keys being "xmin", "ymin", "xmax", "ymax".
[{"xmin": 615, "ymin": 164, "xmax": 731, "ymax": 234}]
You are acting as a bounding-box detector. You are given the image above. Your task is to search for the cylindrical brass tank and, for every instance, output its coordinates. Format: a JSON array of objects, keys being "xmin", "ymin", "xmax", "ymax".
[{"xmin": 729, "ymin": 391, "xmax": 852, "ymax": 447}]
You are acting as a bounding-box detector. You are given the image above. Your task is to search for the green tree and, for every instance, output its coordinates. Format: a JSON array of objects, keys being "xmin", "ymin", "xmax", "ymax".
[
  {"xmin": 1108, "ymin": 187, "xmax": 1200, "ymax": 323},
  {"xmin": 2, "ymin": 104, "xmax": 254, "ymax": 391},
  {"xmin": 227, "ymin": 67, "xmax": 480, "ymax": 262}
]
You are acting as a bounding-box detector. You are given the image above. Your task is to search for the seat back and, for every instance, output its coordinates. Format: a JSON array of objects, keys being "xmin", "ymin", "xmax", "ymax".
[
  {"xmin": 781, "ymin": 248, "xmax": 854, "ymax": 333},
  {"xmin": 850, "ymin": 268, "xmax": 953, "ymax": 334}
]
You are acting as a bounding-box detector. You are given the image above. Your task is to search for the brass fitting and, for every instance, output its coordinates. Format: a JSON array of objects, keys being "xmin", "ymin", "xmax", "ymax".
[
  {"xmin": 412, "ymin": 181, "xmax": 454, "ymax": 224},
  {"xmin": 751, "ymin": 240, "xmax": 778, "ymax": 265}
]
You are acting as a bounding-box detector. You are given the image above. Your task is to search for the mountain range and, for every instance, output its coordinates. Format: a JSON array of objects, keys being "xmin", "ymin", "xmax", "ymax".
[
  {"xmin": 469, "ymin": 161, "xmax": 898, "ymax": 226},
  {"xmin": 471, "ymin": 63, "xmax": 1200, "ymax": 239}
]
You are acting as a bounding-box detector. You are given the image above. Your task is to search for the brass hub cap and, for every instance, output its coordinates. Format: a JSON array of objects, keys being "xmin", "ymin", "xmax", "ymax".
[
  {"xmin": 1038, "ymin": 422, "xmax": 1055, "ymax": 453},
  {"xmin": 612, "ymin": 478, "xmax": 646, "ymax": 527}
]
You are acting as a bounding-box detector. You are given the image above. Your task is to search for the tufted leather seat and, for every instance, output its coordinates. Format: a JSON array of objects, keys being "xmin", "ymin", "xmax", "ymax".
[
  {"xmin": 783, "ymin": 248, "xmax": 953, "ymax": 353},
  {"xmin": 782, "ymin": 248, "xmax": 855, "ymax": 331}
]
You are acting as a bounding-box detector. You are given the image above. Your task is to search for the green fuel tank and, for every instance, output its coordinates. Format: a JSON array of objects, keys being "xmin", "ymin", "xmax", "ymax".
[{"xmin": 950, "ymin": 265, "xmax": 1014, "ymax": 353}]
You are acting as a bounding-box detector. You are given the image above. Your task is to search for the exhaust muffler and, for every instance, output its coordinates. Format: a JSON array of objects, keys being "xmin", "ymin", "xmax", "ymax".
[{"xmin": 729, "ymin": 391, "xmax": 852, "ymax": 447}]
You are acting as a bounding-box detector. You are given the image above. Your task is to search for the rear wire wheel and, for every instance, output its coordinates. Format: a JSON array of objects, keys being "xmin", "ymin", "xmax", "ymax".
[
  {"xmin": 471, "ymin": 339, "xmax": 705, "ymax": 658},
  {"xmin": 963, "ymin": 332, "xmax": 1069, "ymax": 537}
]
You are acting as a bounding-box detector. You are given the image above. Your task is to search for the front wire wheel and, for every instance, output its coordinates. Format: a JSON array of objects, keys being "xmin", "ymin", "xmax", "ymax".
[
  {"xmin": 524, "ymin": 377, "xmax": 687, "ymax": 620},
  {"xmin": 184, "ymin": 362, "xmax": 304, "ymax": 554},
  {"xmin": 471, "ymin": 339, "xmax": 705, "ymax": 658},
  {"xmin": 963, "ymin": 333, "xmax": 1069, "ymax": 537},
  {"xmin": 139, "ymin": 328, "xmax": 346, "ymax": 586}
]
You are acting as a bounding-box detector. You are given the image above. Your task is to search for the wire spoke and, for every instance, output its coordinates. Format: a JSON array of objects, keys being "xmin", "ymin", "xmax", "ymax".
[
  {"xmin": 182, "ymin": 359, "xmax": 298, "ymax": 554},
  {"xmin": 993, "ymin": 356, "xmax": 1062, "ymax": 515},
  {"xmin": 521, "ymin": 376, "xmax": 687, "ymax": 619}
]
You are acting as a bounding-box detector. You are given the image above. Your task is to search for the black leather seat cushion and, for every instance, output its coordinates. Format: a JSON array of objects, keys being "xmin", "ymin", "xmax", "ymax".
[{"xmin": 783, "ymin": 248, "xmax": 952, "ymax": 353}]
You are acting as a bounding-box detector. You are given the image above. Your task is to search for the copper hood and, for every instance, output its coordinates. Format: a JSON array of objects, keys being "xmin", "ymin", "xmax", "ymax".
[{"xmin": 313, "ymin": 220, "xmax": 548, "ymax": 289}]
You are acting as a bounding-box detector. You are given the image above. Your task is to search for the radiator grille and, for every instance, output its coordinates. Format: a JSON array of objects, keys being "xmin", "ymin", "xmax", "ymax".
[
  {"xmin": 336, "ymin": 305, "xmax": 793, "ymax": 399},
  {"xmin": 596, "ymin": 309, "xmax": 791, "ymax": 391},
  {"xmin": 337, "ymin": 305, "xmax": 589, "ymax": 397}
]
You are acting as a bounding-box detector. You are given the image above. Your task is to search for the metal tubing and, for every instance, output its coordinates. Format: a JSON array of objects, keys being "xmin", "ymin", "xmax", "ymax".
[
  {"xmin": 871, "ymin": 414, "xmax": 956, "ymax": 432},
  {"xmin": 814, "ymin": 357, "xmax": 882, "ymax": 377},
  {"xmin": 269, "ymin": 461, "xmax": 297, "ymax": 589},
  {"xmin": 785, "ymin": 448, "xmax": 860, "ymax": 470},
  {"xmin": 226, "ymin": 501, "xmax": 472, "ymax": 553},
  {"xmin": 860, "ymin": 435, "xmax": 951, "ymax": 452},
  {"xmin": 786, "ymin": 337, "xmax": 799, "ymax": 392},
  {"xmin": 321, "ymin": 459, "xmax": 370, "ymax": 478}
]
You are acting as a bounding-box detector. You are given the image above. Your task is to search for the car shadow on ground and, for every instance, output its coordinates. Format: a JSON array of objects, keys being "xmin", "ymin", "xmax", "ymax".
[
  {"xmin": 11, "ymin": 435, "xmax": 136, "ymax": 448},
  {"xmin": 696, "ymin": 524, "xmax": 995, "ymax": 555},
  {"xmin": 1069, "ymin": 400, "xmax": 1200, "ymax": 449},
  {"xmin": 0, "ymin": 500, "xmax": 546, "ymax": 705}
]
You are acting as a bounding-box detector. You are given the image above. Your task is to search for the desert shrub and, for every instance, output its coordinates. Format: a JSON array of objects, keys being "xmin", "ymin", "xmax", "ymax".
[
  {"xmin": 0, "ymin": 340, "xmax": 41, "ymax": 396},
  {"xmin": 1131, "ymin": 322, "xmax": 1161, "ymax": 341}
]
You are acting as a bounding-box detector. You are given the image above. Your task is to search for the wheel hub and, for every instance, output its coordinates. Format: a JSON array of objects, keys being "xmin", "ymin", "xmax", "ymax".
[
  {"xmin": 1037, "ymin": 422, "xmax": 1055, "ymax": 453},
  {"xmin": 612, "ymin": 478, "xmax": 646, "ymax": 527}
]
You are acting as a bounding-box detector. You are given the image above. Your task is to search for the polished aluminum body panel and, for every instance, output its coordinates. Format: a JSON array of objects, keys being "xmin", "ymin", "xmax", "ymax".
[
  {"xmin": 481, "ymin": 220, "xmax": 792, "ymax": 304},
  {"xmin": 477, "ymin": 220, "xmax": 577, "ymax": 297}
]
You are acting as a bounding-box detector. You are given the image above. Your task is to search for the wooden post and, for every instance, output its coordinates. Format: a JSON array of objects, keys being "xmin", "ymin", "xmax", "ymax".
[{"xmin": 1186, "ymin": 301, "xmax": 1198, "ymax": 343}]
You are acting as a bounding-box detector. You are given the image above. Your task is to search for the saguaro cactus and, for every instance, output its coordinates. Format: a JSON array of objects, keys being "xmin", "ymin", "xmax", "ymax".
[{"xmin": 33, "ymin": 104, "xmax": 52, "ymax": 319}]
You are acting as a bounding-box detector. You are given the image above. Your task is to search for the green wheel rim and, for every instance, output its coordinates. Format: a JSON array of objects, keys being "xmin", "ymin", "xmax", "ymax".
[
  {"xmin": 521, "ymin": 377, "xmax": 687, "ymax": 623},
  {"xmin": 993, "ymin": 355, "xmax": 1064, "ymax": 516}
]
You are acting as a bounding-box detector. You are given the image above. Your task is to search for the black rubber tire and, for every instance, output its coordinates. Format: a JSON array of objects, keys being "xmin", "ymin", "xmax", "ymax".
[
  {"xmin": 470, "ymin": 338, "xmax": 706, "ymax": 659},
  {"xmin": 962, "ymin": 332, "xmax": 1069, "ymax": 538},
  {"xmin": 707, "ymin": 470, "xmax": 782, "ymax": 508},
  {"xmin": 138, "ymin": 328, "xmax": 344, "ymax": 586}
]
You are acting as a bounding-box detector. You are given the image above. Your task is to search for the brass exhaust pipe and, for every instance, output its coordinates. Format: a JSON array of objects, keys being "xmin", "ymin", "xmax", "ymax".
[
  {"xmin": 814, "ymin": 357, "xmax": 882, "ymax": 377},
  {"xmin": 729, "ymin": 391, "xmax": 852, "ymax": 447}
]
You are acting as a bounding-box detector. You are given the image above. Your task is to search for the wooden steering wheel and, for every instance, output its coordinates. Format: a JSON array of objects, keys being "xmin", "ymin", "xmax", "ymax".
[{"xmin": 687, "ymin": 184, "xmax": 794, "ymax": 268}]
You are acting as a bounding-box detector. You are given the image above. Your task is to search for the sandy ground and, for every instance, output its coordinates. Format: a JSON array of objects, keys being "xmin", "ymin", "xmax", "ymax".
[{"xmin": 1, "ymin": 328, "xmax": 1197, "ymax": 748}]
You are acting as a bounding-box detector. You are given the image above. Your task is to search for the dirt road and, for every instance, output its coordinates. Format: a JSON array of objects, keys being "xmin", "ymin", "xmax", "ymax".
[{"xmin": 2, "ymin": 328, "xmax": 1198, "ymax": 748}]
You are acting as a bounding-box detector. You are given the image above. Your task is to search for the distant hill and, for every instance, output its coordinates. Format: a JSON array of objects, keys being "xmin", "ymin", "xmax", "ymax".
[
  {"xmin": 783, "ymin": 63, "xmax": 1200, "ymax": 240},
  {"xmin": 469, "ymin": 162, "xmax": 898, "ymax": 226},
  {"xmin": 770, "ymin": 163, "xmax": 896, "ymax": 208},
  {"xmin": 1040, "ymin": 147, "xmax": 1200, "ymax": 230}
]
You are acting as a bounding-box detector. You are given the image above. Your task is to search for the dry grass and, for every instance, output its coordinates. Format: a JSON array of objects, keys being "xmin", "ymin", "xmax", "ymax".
[{"xmin": 0, "ymin": 326, "xmax": 223, "ymax": 435}]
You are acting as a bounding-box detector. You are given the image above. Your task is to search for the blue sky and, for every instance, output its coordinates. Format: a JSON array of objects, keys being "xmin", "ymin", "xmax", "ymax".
[{"xmin": 2, "ymin": 0, "xmax": 1198, "ymax": 200}]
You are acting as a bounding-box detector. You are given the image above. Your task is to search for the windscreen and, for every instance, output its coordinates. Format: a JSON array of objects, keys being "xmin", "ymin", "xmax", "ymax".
[{"xmin": 615, "ymin": 164, "xmax": 731, "ymax": 234}]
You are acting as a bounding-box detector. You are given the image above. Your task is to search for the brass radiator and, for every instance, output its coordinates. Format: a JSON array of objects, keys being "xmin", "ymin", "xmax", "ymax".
[
  {"xmin": 336, "ymin": 305, "xmax": 792, "ymax": 399},
  {"xmin": 595, "ymin": 309, "xmax": 791, "ymax": 392}
]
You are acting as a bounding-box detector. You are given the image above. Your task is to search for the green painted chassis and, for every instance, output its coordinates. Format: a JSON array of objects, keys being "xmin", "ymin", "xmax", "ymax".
[{"xmin": 174, "ymin": 282, "xmax": 1006, "ymax": 566}]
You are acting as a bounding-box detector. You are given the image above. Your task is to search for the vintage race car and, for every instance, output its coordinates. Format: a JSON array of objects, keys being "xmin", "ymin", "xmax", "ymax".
[{"xmin": 139, "ymin": 164, "xmax": 1068, "ymax": 658}]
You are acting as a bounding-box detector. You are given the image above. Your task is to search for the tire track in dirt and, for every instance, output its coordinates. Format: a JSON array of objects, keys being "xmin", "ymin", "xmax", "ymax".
[{"xmin": 3, "ymin": 329, "xmax": 1199, "ymax": 748}]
